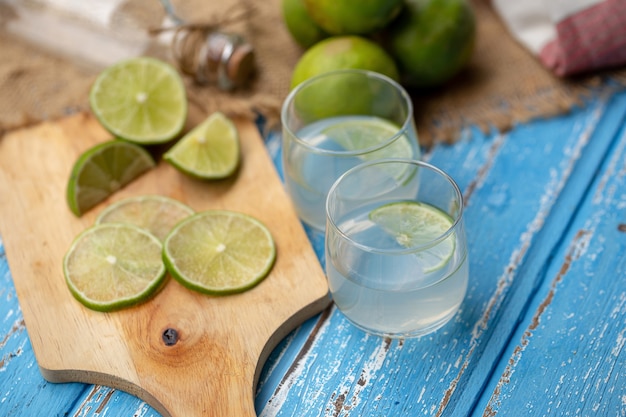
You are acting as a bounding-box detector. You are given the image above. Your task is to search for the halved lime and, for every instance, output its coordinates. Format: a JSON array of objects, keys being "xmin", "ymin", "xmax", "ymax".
[
  {"xmin": 369, "ymin": 201, "xmax": 455, "ymax": 273},
  {"xmin": 89, "ymin": 57, "xmax": 187, "ymax": 144},
  {"xmin": 66, "ymin": 140, "xmax": 156, "ymax": 217},
  {"xmin": 163, "ymin": 210, "xmax": 276, "ymax": 295},
  {"xmin": 96, "ymin": 195, "xmax": 194, "ymax": 241},
  {"xmin": 63, "ymin": 223, "xmax": 166, "ymax": 312},
  {"xmin": 164, "ymin": 112, "xmax": 240, "ymax": 179}
]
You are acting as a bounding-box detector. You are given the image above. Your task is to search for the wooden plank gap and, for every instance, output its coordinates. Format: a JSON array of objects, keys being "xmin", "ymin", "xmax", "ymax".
[
  {"xmin": 0, "ymin": 318, "xmax": 26, "ymax": 349},
  {"xmin": 334, "ymin": 337, "xmax": 393, "ymax": 415},
  {"xmin": 0, "ymin": 318, "xmax": 26, "ymax": 372},
  {"xmin": 94, "ymin": 387, "xmax": 116, "ymax": 414},
  {"xmin": 436, "ymin": 119, "xmax": 595, "ymax": 415},
  {"xmin": 482, "ymin": 228, "xmax": 592, "ymax": 417},
  {"xmin": 259, "ymin": 306, "xmax": 333, "ymax": 416},
  {"xmin": 463, "ymin": 133, "xmax": 506, "ymax": 204}
]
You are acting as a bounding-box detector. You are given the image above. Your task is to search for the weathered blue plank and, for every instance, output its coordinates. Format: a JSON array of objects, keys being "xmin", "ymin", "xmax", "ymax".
[
  {"xmin": 452, "ymin": 90, "xmax": 626, "ymax": 416},
  {"xmin": 475, "ymin": 105, "xmax": 626, "ymax": 416}
]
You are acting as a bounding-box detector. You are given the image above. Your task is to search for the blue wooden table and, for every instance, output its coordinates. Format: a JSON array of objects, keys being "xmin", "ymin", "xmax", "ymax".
[{"xmin": 2, "ymin": 86, "xmax": 626, "ymax": 416}]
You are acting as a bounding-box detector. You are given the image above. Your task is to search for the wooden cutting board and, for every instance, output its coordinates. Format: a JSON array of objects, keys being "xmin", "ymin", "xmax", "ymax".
[{"xmin": 0, "ymin": 113, "xmax": 330, "ymax": 417}]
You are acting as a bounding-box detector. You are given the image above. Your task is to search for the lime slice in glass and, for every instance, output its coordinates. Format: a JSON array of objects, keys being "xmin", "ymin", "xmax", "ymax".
[
  {"xmin": 89, "ymin": 57, "xmax": 187, "ymax": 144},
  {"xmin": 322, "ymin": 117, "xmax": 415, "ymax": 159},
  {"xmin": 164, "ymin": 112, "xmax": 240, "ymax": 179},
  {"xmin": 323, "ymin": 117, "xmax": 417, "ymax": 181},
  {"xmin": 66, "ymin": 140, "xmax": 156, "ymax": 217},
  {"xmin": 163, "ymin": 210, "xmax": 276, "ymax": 295},
  {"xmin": 369, "ymin": 201, "xmax": 455, "ymax": 273},
  {"xmin": 63, "ymin": 223, "xmax": 166, "ymax": 312},
  {"xmin": 96, "ymin": 195, "xmax": 194, "ymax": 242}
]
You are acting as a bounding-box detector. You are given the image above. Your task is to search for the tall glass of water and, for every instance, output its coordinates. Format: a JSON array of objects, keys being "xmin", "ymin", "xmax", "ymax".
[
  {"xmin": 325, "ymin": 159, "xmax": 468, "ymax": 338},
  {"xmin": 281, "ymin": 69, "xmax": 420, "ymax": 231}
]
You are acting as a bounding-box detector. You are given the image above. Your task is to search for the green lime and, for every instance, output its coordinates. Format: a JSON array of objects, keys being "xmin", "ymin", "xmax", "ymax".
[
  {"xmin": 89, "ymin": 57, "xmax": 187, "ymax": 144},
  {"xmin": 303, "ymin": 0, "xmax": 403, "ymax": 35},
  {"xmin": 66, "ymin": 140, "xmax": 156, "ymax": 217},
  {"xmin": 282, "ymin": 0, "xmax": 329, "ymax": 47},
  {"xmin": 369, "ymin": 201, "xmax": 455, "ymax": 272},
  {"xmin": 163, "ymin": 210, "xmax": 276, "ymax": 295},
  {"xmin": 164, "ymin": 112, "xmax": 240, "ymax": 180},
  {"xmin": 63, "ymin": 223, "xmax": 166, "ymax": 312},
  {"xmin": 96, "ymin": 195, "xmax": 194, "ymax": 242},
  {"xmin": 290, "ymin": 36, "xmax": 399, "ymax": 89},
  {"xmin": 385, "ymin": 0, "xmax": 476, "ymax": 88}
]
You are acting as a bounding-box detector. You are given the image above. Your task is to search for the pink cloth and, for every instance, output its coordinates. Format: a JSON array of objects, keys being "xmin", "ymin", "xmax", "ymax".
[{"xmin": 493, "ymin": 0, "xmax": 626, "ymax": 76}]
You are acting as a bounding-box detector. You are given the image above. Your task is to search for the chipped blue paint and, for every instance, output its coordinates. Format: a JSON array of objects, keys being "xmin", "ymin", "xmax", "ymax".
[{"xmin": 478, "ymin": 107, "xmax": 626, "ymax": 417}]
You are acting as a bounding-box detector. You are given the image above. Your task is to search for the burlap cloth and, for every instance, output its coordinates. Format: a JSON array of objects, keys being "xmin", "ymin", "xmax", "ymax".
[{"xmin": 1, "ymin": 0, "xmax": 625, "ymax": 146}]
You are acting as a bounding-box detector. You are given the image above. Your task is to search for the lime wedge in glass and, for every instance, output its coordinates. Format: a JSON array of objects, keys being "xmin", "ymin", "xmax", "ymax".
[
  {"xmin": 163, "ymin": 210, "xmax": 276, "ymax": 295},
  {"xmin": 164, "ymin": 112, "xmax": 240, "ymax": 179},
  {"xmin": 322, "ymin": 117, "xmax": 415, "ymax": 158},
  {"xmin": 63, "ymin": 223, "xmax": 166, "ymax": 312},
  {"xmin": 89, "ymin": 57, "xmax": 187, "ymax": 144},
  {"xmin": 66, "ymin": 140, "xmax": 156, "ymax": 217},
  {"xmin": 96, "ymin": 195, "xmax": 194, "ymax": 242},
  {"xmin": 323, "ymin": 117, "xmax": 417, "ymax": 181},
  {"xmin": 369, "ymin": 201, "xmax": 455, "ymax": 273}
]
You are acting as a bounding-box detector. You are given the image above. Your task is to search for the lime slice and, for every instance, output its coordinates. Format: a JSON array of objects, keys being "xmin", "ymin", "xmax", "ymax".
[
  {"xmin": 63, "ymin": 223, "xmax": 166, "ymax": 312},
  {"xmin": 89, "ymin": 57, "xmax": 187, "ymax": 144},
  {"xmin": 323, "ymin": 117, "xmax": 417, "ymax": 181},
  {"xmin": 66, "ymin": 140, "xmax": 156, "ymax": 217},
  {"xmin": 369, "ymin": 201, "xmax": 455, "ymax": 273},
  {"xmin": 163, "ymin": 210, "xmax": 276, "ymax": 295},
  {"xmin": 322, "ymin": 117, "xmax": 414, "ymax": 159},
  {"xmin": 164, "ymin": 112, "xmax": 240, "ymax": 179},
  {"xmin": 96, "ymin": 195, "xmax": 194, "ymax": 242}
]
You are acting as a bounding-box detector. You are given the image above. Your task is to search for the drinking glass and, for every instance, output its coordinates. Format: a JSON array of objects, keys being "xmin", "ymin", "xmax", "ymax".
[
  {"xmin": 281, "ymin": 69, "xmax": 420, "ymax": 231},
  {"xmin": 325, "ymin": 159, "xmax": 468, "ymax": 338}
]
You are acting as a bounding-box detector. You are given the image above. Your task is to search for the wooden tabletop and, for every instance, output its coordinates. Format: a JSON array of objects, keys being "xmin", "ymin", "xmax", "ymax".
[{"xmin": 2, "ymin": 88, "xmax": 626, "ymax": 417}]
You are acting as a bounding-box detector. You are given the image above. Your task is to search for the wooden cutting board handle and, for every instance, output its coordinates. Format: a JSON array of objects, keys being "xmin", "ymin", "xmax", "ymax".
[{"xmin": 0, "ymin": 114, "xmax": 330, "ymax": 417}]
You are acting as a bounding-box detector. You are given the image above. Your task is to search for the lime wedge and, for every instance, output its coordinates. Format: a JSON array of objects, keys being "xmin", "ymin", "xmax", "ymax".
[
  {"xmin": 369, "ymin": 201, "xmax": 455, "ymax": 273},
  {"xmin": 63, "ymin": 223, "xmax": 166, "ymax": 312},
  {"xmin": 164, "ymin": 112, "xmax": 240, "ymax": 179},
  {"xmin": 96, "ymin": 195, "xmax": 194, "ymax": 242},
  {"xmin": 66, "ymin": 140, "xmax": 156, "ymax": 217},
  {"xmin": 322, "ymin": 117, "xmax": 415, "ymax": 159},
  {"xmin": 323, "ymin": 117, "xmax": 417, "ymax": 181},
  {"xmin": 163, "ymin": 210, "xmax": 276, "ymax": 295},
  {"xmin": 89, "ymin": 57, "xmax": 187, "ymax": 144}
]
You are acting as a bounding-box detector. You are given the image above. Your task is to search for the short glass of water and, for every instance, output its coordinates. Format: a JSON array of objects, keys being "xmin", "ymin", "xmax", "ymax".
[
  {"xmin": 281, "ymin": 69, "xmax": 420, "ymax": 231},
  {"xmin": 325, "ymin": 159, "xmax": 468, "ymax": 338}
]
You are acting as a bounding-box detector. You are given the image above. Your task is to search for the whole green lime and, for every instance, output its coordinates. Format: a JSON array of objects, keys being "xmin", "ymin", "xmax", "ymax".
[
  {"xmin": 282, "ymin": 0, "xmax": 328, "ymax": 48},
  {"xmin": 304, "ymin": 0, "xmax": 404, "ymax": 35},
  {"xmin": 386, "ymin": 0, "xmax": 476, "ymax": 88},
  {"xmin": 290, "ymin": 35, "xmax": 399, "ymax": 89}
]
